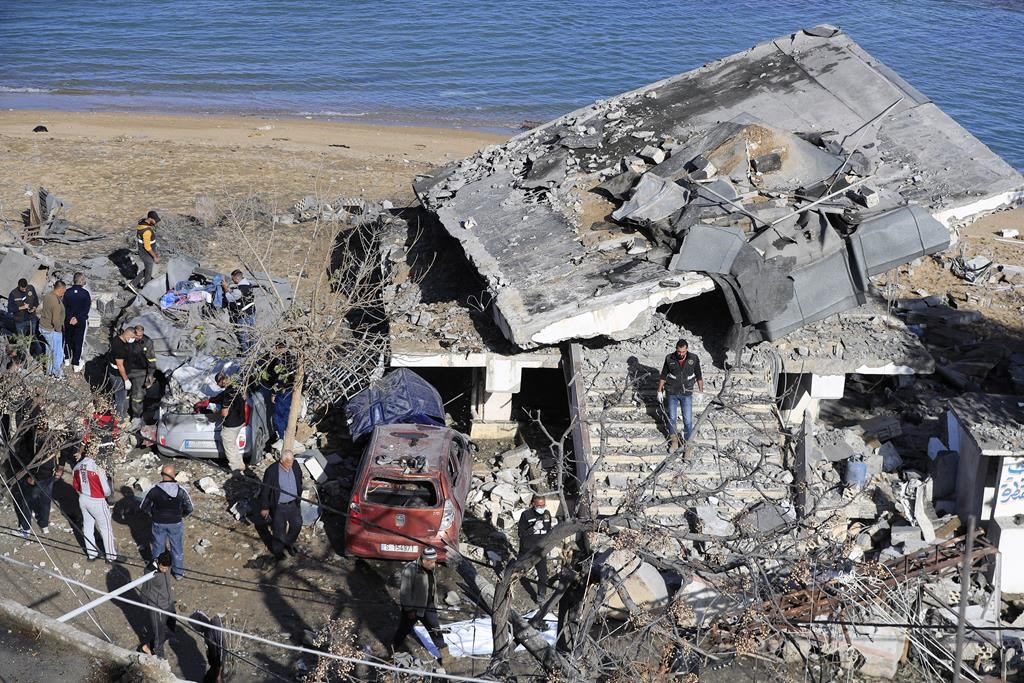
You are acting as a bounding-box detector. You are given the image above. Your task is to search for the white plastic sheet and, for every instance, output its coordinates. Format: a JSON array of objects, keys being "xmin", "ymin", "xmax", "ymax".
[{"xmin": 414, "ymin": 610, "xmax": 557, "ymax": 658}]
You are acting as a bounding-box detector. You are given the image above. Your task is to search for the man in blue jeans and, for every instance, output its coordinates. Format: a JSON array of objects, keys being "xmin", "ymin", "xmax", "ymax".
[
  {"xmin": 140, "ymin": 464, "xmax": 193, "ymax": 579},
  {"xmin": 657, "ymin": 339, "xmax": 705, "ymax": 450}
]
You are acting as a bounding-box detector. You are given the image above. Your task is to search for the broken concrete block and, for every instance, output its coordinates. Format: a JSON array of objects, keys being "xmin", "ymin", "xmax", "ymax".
[
  {"xmin": 495, "ymin": 469, "xmax": 520, "ymax": 485},
  {"xmin": 850, "ymin": 625, "xmax": 908, "ymax": 679},
  {"xmin": 195, "ymin": 477, "xmax": 220, "ymax": 494},
  {"xmin": 600, "ymin": 560, "xmax": 668, "ymax": 619},
  {"xmin": 686, "ymin": 155, "xmax": 717, "ymax": 180},
  {"xmin": 498, "ymin": 444, "xmax": 531, "ymax": 470},
  {"xmin": 879, "ymin": 442, "xmax": 903, "ymax": 473},
  {"xmin": 852, "ymin": 185, "xmax": 881, "ymax": 208},
  {"xmin": 639, "ymin": 145, "xmax": 666, "ymax": 165},
  {"xmin": 193, "ymin": 538, "xmax": 212, "ymax": 556},
  {"xmin": 489, "ymin": 483, "xmax": 518, "ymax": 504},
  {"xmin": 858, "ymin": 415, "xmax": 902, "ymax": 441}
]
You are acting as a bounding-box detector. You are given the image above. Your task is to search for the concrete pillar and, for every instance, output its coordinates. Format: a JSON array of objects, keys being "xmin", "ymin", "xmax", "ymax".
[{"xmin": 471, "ymin": 363, "xmax": 520, "ymax": 439}]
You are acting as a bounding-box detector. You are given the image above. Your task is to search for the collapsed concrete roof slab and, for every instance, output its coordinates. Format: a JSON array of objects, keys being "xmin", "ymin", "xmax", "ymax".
[{"xmin": 415, "ymin": 25, "xmax": 1023, "ymax": 349}]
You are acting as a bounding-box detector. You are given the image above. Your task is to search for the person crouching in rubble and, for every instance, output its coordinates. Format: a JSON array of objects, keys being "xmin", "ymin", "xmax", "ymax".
[
  {"xmin": 392, "ymin": 546, "xmax": 454, "ymax": 669},
  {"xmin": 214, "ymin": 372, "xmax": 249, "ymax": 477},
  {"xmin": 221, "ymin": 269, "xmax": 256, "ymax": 353},
  {"xmin": 656, "ymin": 338, "xmax": 704, "ymax": 449}
]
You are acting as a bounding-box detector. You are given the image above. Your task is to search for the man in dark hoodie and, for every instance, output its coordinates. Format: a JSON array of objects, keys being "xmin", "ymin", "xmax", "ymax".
[
  {"xmin": 141, "ymin": 464, "xmax": 193, "ymax": 580},
  {"xmin": 63, "ymin": 272, "xmax": 91, "ymax": 372},
  {"xmin": 139, "ymin": 551, "xmax": 176, "ymax": 658}
]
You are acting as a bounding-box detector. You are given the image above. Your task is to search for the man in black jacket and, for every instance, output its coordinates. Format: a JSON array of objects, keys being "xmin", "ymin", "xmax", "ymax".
[
  {"xmin": 656, "ymin": 338, "xmax": 705, "ymax": 449},
  {"xmin": 63, "ymin": 272, "xmax": 91, "ymax": 371},
  {"xmin": 141, "ymin": 464, "xmax": 193, "ymax": 580},
  {"xmin": 517, "ymin": 494, "xmax": 554, "ymax": 600},
  {"xmin": 392, "ymin": 546, "xmax": 452, "ymax": 667},
  {"xmin": 258, "ymin": 450, "xmax": 302, "ymax": 562},
  {"xmin": 7, "ymin": 432, "xmax": 60, "ymax": 538},
  {"xmin": 6, "ymin": 278, "xmax": 39, "ymax": 338}
]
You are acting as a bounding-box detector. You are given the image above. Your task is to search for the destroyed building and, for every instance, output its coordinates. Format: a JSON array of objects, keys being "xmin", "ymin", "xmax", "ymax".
[{"xmin": 394, "ymin": 24, "xmax": 1024, "ymax": 680}]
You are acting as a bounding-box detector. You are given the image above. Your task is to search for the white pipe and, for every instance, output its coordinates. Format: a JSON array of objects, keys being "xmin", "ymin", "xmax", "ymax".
[{"xmin": 57, "ymin": 570, "xmax": 156, "ymax": 622}]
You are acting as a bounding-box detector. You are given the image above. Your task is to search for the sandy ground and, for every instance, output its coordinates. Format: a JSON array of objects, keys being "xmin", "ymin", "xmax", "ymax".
[
  {"xmin": 893, "ymin": 207, "xmax": 1024, "ymax": 336},
  {"xmin": 0, "ymin": 110, "xmax": 506, "ymax": 231}
]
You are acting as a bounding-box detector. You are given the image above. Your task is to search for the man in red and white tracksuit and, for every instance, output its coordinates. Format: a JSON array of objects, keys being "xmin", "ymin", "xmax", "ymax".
[{"xmin": 72, "ymin": 453, "xmax": 121, "ymax": 563}]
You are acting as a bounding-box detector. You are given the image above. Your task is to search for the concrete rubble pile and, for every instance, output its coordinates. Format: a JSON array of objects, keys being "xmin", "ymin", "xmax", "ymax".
[
  {"xmin": 414, "ymin": 25, "xmax": 1023, "ymax": 349},
  {"xmin": 465, "ymin": 443, "xmax": 545, "ymax": 530}
]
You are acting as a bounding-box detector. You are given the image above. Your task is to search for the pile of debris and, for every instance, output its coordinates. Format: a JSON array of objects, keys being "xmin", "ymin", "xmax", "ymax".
[{"xmin": 466, "ymin": 444, "xmax": 545, "ymax": 531}]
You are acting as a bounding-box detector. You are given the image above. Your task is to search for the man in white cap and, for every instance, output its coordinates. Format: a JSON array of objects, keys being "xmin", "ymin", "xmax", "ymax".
[
  {"xmin": 72, "ymin": 445, "xmax": 124, "ymax": 563},
  {"xmin": 392, "ymin": 546, "xmax": 452, "ymax": 668}
]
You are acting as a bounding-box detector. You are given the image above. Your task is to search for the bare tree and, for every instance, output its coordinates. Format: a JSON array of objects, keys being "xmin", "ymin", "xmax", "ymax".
[{"xmin": 211, "ymin": 196, "xmax": 410, "ymax": 449}]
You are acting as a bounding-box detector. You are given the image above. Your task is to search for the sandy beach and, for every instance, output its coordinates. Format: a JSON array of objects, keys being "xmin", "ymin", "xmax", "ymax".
[{"xmin": 0, "ymin": 110, "xmax": 507, "ymax": 232}]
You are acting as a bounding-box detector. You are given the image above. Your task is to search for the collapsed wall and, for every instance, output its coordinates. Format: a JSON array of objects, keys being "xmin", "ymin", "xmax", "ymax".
[{"xmin": 414, "ymin": 25, "xmax": 1023, "ymax": 349}]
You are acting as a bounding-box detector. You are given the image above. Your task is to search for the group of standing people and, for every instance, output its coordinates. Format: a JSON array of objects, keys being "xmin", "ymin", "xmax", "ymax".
[{"xmin": 6, "ymin": 272, "xmax": 92, "ymax": 377}]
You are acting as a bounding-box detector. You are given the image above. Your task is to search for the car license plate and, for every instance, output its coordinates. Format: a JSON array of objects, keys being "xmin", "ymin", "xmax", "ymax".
[
  {"xmin": 183, "ymin": 439, "xmax": 216, "ymax": 449},
  {"xmin": 380, "ymin": 543, "xmax": 418, "ymax": 553}
]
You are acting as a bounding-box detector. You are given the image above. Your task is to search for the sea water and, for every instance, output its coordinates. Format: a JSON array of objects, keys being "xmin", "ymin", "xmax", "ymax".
[{"xmin": 0, "ymin": 0, "xmax": 1020, "ymax": 168}]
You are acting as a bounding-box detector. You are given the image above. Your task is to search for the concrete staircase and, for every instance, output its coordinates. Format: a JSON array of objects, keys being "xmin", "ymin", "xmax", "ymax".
[{"xmin": 572, "ymin": 317, "xmax": 791, "ymax": 519}]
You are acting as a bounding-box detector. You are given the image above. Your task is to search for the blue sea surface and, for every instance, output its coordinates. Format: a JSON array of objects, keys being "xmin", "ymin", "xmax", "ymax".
[{"xmin": 0, "ymin": 0, "xmax": 1021, "ymax": 168}]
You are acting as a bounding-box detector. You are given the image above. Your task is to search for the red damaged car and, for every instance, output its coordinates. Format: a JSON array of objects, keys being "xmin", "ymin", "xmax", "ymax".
[
  {"xmin": 345, "ymin": 423, "xmax": 474, "ymax": 560},
  {"xmin": 343, "ymin": 369, "xmax": 474, "ymax": 560}
]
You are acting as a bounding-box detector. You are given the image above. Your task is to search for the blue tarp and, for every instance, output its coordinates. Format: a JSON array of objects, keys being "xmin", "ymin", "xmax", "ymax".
[{"xmin": 345, "ymin": 368, "xmax": 444, "ymax": 441}]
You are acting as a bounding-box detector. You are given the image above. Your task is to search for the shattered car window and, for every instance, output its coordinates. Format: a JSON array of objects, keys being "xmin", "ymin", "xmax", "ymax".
[{"xmin": 365, "ymin": 478, "xmax": 438, "ymax": 508}]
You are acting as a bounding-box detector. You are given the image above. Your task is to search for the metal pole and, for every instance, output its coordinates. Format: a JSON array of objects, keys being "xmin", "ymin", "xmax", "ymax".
[
  {"xmin": 769, "ymin": 176, "xmax": 871, "ymax": 226},
  {"xmin": 953, "ymin": 516, "xmax": 976, "ymax": 680},
  {"xmin": 58, "ymin": 570, "xmax": 156, "ymax": 622}
]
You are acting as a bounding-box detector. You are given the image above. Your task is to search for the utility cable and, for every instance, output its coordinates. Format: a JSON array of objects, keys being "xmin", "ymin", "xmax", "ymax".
[
  {"xmin": 0, "ymin": 471, "xmax": 113, "ymax": 642},
  {"xmin": 0, "ymin": 553, "xmax": 498, "ymax": 683}
]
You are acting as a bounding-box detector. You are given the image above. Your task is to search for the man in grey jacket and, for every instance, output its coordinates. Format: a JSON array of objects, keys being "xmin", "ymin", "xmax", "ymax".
[
  {"xmin": 139, "ymin": 551, "xmax": 175, "ymax": 658},
  {"xmin": 391, "ymin": 546, "xmax": 452, "ymax": 667}
]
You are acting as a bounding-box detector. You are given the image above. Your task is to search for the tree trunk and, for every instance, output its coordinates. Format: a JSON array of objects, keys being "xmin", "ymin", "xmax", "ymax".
[
  {"xmin": 283, "ymin": 360, "xmax": 305, "ymax": 452},
  {"xmin": 450, "ymin": 552, "xmax": 572, "ymax": 678}
]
